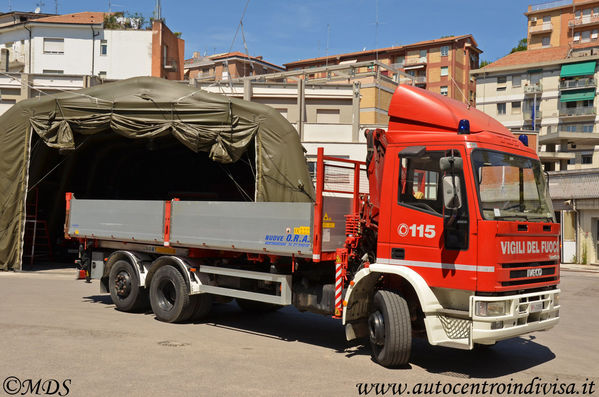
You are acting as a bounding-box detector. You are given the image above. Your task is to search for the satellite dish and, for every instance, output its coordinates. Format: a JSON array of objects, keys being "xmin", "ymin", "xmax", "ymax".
[{"xmin": 34, "ymin": 7, "xmax": 41, "ymax": 13}]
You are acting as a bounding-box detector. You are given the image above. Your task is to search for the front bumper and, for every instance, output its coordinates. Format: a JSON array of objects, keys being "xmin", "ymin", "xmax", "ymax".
[
  {"xmin": 470, "ymin": 289, "xmax": 560, "ymax": 345},
  {"xmin": 425, "ymin": 288, "xmax": 560, "ymax": 349}
]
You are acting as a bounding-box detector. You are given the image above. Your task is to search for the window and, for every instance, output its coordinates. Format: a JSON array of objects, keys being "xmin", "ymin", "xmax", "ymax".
[
  {"xmin": 583, "ymin": 8, "xmax": 591, "ymax": 18},
  {"xmin": 574, "ymin": 31, "xmax": 581, "ymax": 42},
  {"xmin": 497, "ymin": 76, "xmax": 507, "ymax": 84},
  {"xmin": 542, "ymin": 36, "xmax": 551, "ymax": 47},
  {"xmin": 582, "ymin": 30, "xmax": 591, "ymax": 43},
  {"xmin": 395, "ymin": 55, "xmax": 404, "ymax": 66},
  {"xmin": 316, "ymin": 109, "xmax": 340, "ymax": 124},
  {"xmin": 594, "ymin": 6, "xmax": 599, "ymax": 15},
  {"xmin": 42, "ymin": 69, "xmax": 64, "ymax": 74},
  {"xmin": 441, "ymin": 46, "xmax": 449, "ymax": 56},
  {"xmin": 398, "ymin": 151, "xmax": 444, "ymax": 215},
  {"xmin": 512, "ymin": 74, "xmax": 522, "ymax": 87},
  {"xmin": 440, "ymin": 86, "xmax": 448, "ymax": 96},
  {"xmin": 497, "ymin": 103, "xmax": 506, "ymax": 115},
  {"xmin": 497, "ymin": 86, "xmax": 507, "ymax": 92},
  {"xmin": 593, "ymin": 29, "xmax": 599, "ymax": 40},
  {"xmin": 440, "ymin": 66, "xmax": 448, "ymax": 76},
  {"xmin": 43, "ymin": 38, "xmax": 64, "ymax": 54},
  {"xmin": 543, "ymin": 15, "xmax": 551, "ymax": 23},
  {"xmin": 419, "ymin": 49, "xmax": 427, "ymax": 58},
  {"xmin": 582, "ymin": 154, "xmax": 593, "ymax": 164},
  {"xmin": 512, "ymin": 101, "xmax": 521, "ymax": 114},
  {"xmin": 100, "ymin": 40, "xmax": 107, "ymax": 56},
  {"xmin": 575, "ymin": 10, "xmax": 581, "ymax": 19},
  {"xmin": 583, "ymin": 124, "xmax": 594, "ymax": 132}
]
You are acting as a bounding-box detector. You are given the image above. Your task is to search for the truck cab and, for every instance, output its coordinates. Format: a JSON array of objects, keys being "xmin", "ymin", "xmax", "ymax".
[{"xmin": 342, "ymin": 85, "xmax": 560, "ymax": 365}]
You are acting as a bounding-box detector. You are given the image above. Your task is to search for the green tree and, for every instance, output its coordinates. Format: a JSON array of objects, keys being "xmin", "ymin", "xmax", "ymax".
[
  {"xmin": 479, "ymin": 60, "xmax": 491, "ymax": 68},
  {"xmin": 510, "ymin": 38, "xmax": 528, "ymax": 53}
]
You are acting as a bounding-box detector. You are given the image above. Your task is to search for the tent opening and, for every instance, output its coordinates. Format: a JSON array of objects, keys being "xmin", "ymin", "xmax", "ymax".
[{"xmin": 24, "ymin": 132, "xmax": 256, "ymax": 266}]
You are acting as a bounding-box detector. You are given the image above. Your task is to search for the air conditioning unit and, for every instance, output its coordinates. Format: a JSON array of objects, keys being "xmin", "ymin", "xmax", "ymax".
[{"xmin": 531, "ymin": 16, "xmax": 538, "ymax": 22}]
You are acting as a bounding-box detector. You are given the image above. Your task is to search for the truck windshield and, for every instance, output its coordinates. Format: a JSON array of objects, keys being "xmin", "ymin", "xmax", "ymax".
[{"xmin": 471, "ymin": 150, "xmax": 555, "ymax": 222}]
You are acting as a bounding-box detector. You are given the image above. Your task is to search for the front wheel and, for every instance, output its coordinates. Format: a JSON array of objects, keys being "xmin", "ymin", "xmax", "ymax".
[
  {"xmin": 149, "ymin": 266, "xmax": 194, "ymax": 323},
  {"xmin": 368, "ymin": 290, "xmax": 412, "ymax": 367}
]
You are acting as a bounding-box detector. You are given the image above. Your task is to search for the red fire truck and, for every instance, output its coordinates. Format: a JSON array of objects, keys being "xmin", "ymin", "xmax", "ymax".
[{"xmin": 66, "ymin": 85, "xmax": 560, "ymax": 368}]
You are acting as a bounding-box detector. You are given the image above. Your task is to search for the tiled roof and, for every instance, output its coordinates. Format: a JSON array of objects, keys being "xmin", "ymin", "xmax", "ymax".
[
  {"xmin": 482, "ymin": 46, "xmax": 570, "ymax": 70},
  {"xmin": 548, "ymin": 169, "xmax": 599, "ymax": 199},
  {"xmin": 208, "ymin": 52, "xmax": 283, "ymax": 70},
  {"xmin": 284, "ymin": 34, "xmax": 479, "ymax": 67},
  {"xmin": 34, "ymin": 12, "xmax": 105, "ymax": 25}
]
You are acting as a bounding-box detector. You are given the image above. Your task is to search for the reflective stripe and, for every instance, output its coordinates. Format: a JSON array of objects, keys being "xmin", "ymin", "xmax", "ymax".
[
  {"xmin": 313, "ymin": 254, "xmax": 320, "ymax": 260},
  {"xmin": 376, "ymin": 258, "xmax": 494, "ymax": 273}
]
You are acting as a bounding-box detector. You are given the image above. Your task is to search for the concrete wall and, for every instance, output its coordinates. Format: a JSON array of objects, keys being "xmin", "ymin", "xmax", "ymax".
[{"xmin": 96, "ymin": 30, "xmax": 152, "ymax": 79}]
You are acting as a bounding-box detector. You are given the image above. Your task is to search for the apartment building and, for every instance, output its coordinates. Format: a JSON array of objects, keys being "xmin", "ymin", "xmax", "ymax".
[
  {"xmin": 284, "ymin": 35, "xmax": 481, "ymax": 106},
  {"xmin": 0, "ymin": 11, "xmax": 184, "ymax": 81},
  {"xmin": 471, "ymin": 47, "xmax": 599, "ymax": 171},
  {"xmin": 184, "ymin": 52, "xmax": 284, "ymax": 81},
  {"xmin": 526, "ymin": 0, "xmax": 599, "ymax": 51}
]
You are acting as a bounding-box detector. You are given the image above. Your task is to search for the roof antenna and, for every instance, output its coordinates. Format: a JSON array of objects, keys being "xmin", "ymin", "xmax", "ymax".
[
  {"xmin": 153, "ymin": 0, "xmax": 162, "ymax": 21},
  {"xmin": 54, "ymin": 0, "xmax": 58, "ymax": 14}
]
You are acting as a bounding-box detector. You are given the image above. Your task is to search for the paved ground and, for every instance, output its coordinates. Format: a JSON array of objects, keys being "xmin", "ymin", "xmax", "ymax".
[{"xmin": 0, "ymin": 266, "xmax": 598, "ymax": 397}]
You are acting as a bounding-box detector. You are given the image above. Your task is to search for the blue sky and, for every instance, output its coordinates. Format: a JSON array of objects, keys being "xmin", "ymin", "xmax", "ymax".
[{"xmin": 6, "ymin": 1, "xmax": 532, "ymax": 66}]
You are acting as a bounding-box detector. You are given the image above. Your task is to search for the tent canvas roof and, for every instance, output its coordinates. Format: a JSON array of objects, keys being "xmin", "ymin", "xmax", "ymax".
[{"xmin": 0, "ymin": 76, "xmax": 314, "ymax": 271}]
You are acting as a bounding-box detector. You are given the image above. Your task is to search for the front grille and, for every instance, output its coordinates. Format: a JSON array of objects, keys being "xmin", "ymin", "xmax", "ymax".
[
  {"xmin": 502, "ymin": 276, "xmax": 558, "ymax": 287},
  {"xmin": 500, "ymin": 261, "xmax": 559, "ymax": 287}
]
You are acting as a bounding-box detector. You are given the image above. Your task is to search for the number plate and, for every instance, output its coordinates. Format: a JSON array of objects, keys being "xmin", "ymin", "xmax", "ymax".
[{"xmin": 530, "ymin": 301, "xmax": 543, "ymax": 313}]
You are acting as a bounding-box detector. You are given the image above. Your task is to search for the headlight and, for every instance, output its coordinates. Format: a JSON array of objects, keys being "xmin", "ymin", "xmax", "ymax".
[
  {"xmin": 475, "ymin": 301, "xmax": 507, "ymax": 317},
  {"xmin": 554, "ymin": 293, "xmax": 560, "ymax": 306}
]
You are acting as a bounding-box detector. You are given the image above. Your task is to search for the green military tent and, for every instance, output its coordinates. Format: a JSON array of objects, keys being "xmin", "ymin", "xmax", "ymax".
[{"xmin": 0, "ymin": 76, "xmax": 315, "ymax": 271}]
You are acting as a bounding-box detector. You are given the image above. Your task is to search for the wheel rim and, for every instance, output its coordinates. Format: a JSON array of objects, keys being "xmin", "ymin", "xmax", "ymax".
[
  {"xmin": 156, "ymin": 279, "xmax": 177, "ymax": 312},
  {"xmin": 114, "ymin": 270, "xmax": 132, "ymax": 299},
  {"xmin": 369, "ymin": 310, "xmax": 385, "ymax": 347}
]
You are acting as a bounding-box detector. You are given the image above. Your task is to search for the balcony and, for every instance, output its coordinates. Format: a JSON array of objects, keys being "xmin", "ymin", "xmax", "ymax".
[
  {"xmin": 523, "ymin": 110, "xmax": 543, "ymax": 120},
  {"xmin": 538, "ymin": 151, "xmax": 576, "ymax": 161},
  {"xmin": 558, "ymin": 106, "xmax": 596, "ymax": 119},
  {"xmin": 539, "ymin": 129, "xmax": 599, "ymax": 145},
  {"xmin": 568, "ymin": 15, "xmax": 599, "ymax": 28},
  {"xmin": 524, "ymin": 82, "xmax": 543, "ymax": 94},
  {"xmin": 404, "ymin": 57, "xmax": 427, "ymax": 67},
  {"xmin": 559, "ymin": 78, "xmax": 596, "ymax": 90},
  {"xmin": 529, "ymin": 22, "xmax": 553, "ymax": 34}
]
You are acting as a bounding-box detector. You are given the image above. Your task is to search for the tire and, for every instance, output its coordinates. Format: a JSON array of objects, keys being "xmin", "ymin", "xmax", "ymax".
[
  {"xmin": 236, "ymin": 299, "xmax": 282, "ymax": 313},
  {"xmin": 149, "ymin": 265, "xmax": 194, "ymax": 323},
  {"xmin": 189, "ymin": 294, "xmax": 213, "ymax": 321},
  {"xmin": 368, "ymin": 290, "xmax": 412, "ymax": 368},
  {"xmin": 108, "ymin": 260, "xmax": 148, "ymax": 312}
]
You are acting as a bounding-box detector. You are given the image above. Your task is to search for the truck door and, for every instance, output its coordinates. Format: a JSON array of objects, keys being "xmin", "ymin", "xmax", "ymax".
[{"xmin": 384, "ymin": 146, "xmax": 477, "ymax": 291}]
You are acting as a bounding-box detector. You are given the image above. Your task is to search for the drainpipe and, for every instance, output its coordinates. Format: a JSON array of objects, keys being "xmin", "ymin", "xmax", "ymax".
[
  {"xmin": 90, "ymin": 25, "xmax": 99, "ymax": 76},
  {"xmin": 24, "ymin": 24, "xmax": 31, "ymax": 73}
]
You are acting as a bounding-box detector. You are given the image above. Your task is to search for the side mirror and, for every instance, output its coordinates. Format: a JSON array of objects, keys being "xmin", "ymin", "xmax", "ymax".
[
  {"xmin": 443, "ymin": 175, "xmax": 462, "ymax": 210},
  {"xmin": 440, "ymin": 157, "xmax": 463, "ymax": 172}
]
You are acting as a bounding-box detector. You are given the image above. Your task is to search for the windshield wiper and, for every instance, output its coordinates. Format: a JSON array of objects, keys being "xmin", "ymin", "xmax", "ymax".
[{"xmin": 493, "ymin": 214, "xmax": 528, "ymax": 221}]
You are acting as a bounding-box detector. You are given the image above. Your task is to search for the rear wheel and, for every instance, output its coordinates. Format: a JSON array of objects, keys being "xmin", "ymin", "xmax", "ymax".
[
  {"xmin": 368, "ymin": 290, "xmax": 412, "ymax": 367},
  {"xmin": 150, "ymin": 265, "xmax": 194, "ymax": 323},
  {"xmin": 236, "ymin": 299, "xmax": 282, "ymax": 313},
  {"xmin": 109, "ymin": 260, "xmax": 148, "ymax": 312}
]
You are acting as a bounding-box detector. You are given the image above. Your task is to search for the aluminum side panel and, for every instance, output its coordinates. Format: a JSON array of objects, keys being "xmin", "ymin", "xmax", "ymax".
[
  {"xmin": 170, "ymin": 201, "xmax": 314, "ymax": 255},
  {"xmin": 68, "ymin": 199, "xmax": 165, "ymax": 243}
]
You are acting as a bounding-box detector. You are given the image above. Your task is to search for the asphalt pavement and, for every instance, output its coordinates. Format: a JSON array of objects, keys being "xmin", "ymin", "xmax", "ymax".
[{"xmin": 0, "ymin": 265, "xmax": 597, "ymax": 397}]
